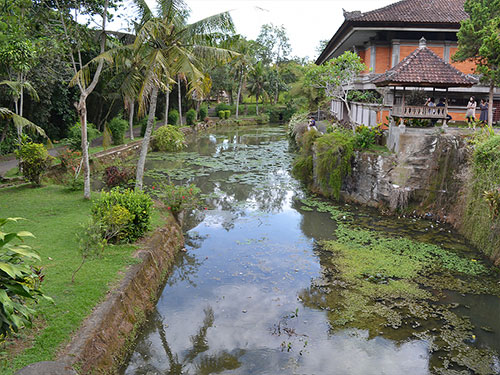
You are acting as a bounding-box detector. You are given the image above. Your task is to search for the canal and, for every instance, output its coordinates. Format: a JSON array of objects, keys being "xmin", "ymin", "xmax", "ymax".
[{"xmin": 123, "ymin": 125, "xmax": 500, "ymax": 375}]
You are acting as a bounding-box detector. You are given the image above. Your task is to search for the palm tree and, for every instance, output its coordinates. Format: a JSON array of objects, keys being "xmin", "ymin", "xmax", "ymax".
[
  {"xmin": 247, "ymin": 61, "xmax": 266, "ymax": 115},
  {"xmin": 111, "ymin": 0, "xmax": 237, "ymax": 190},
  {"xmin": 0, "ymin": 107, "xmax": 46, "ymax": 143}
]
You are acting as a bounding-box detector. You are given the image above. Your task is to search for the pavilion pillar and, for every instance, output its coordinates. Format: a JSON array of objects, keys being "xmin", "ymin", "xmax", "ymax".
[
  {"xmin": 443, "ymin": 87, "xmax": 449, "ymax": 129},
  {"xmin": 399, "ymin": 87, "xmax": 406, "ymax": 132}
]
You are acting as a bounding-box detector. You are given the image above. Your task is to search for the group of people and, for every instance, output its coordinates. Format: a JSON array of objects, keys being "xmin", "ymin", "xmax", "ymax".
[
  {"xmin": 465, "ymin": 96, "xmax": 489, "ymax": 127},
  {"xmin": 425, "ymin": 96, "xmax": 489, "ymax": 128}
]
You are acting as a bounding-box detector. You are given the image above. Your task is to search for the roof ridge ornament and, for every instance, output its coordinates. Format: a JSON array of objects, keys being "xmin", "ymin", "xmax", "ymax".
[{"xmin": 419, "ymin": 37, "xmax": 427, "ymax": 49}]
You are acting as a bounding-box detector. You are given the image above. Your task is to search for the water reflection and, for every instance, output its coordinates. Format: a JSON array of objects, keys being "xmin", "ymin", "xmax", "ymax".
[{"xmin": 124, "ymin": 125, "xmax": 499, "ymax": 375}]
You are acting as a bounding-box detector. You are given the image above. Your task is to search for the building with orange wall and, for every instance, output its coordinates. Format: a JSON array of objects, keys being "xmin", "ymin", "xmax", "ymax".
[{"xmin": 316, "ymin": 0, "xmax": 499, "ymax": 125}]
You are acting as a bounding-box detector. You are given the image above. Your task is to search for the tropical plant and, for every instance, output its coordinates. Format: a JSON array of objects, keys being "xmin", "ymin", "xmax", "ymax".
[
  {"xmin": 168, "ymin": 109, "xmax": 179, "ymax": 126},
  {"xmin": 247, "ymin": 61, "xmax": 266, "ymax": 115},
  {"xmin": 198, "ymin": 105, "xmax": 208, "ymax": 120},
  {"xmin": 67, "ymin": 122, "xmax": 100, "ymax": 151},
  {"xmin": 185, "ymin": 108, "xmax": 197, "ymax": 125},
  {"xmin": 0, "ymin": 217, "xmax": 52, "ymax": 341},
  {"xmin": 304, "ymin": 51, "xmax": 365, "ymax": 132},
  {"xmin": 453, "ymin": 0, "xmax": 500, "ymax": 127},
  {"xmin": 0, "ymin": 107, "xmax": 46, "ymax": 143},
  {"xmin": 151, "ymin": 125, "xmax": 186, "ymax": 152},
  {"xmin": 101, "ymin": 0, "xmax": 237, "ymax": 191},
  {"xmin": 15, "ymin": 142, "xmax": 53, "ymax": 186},
  {"xmin": 103, "ymin": 165, "xmax": 136, "ymax": 189},
  {"xmin": 155, "ymin": 182, "xmax": 201, "ymax": 220},
  {"xmin": 108, "ymin": 114, "xmax": 128, "ymax": 145}
]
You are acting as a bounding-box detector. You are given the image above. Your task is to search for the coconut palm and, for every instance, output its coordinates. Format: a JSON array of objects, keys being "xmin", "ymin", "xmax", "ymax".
[
  {"xmin": 247, "ymin": 61, "xmax": 266, "ymax": 115},
  {"xmin": 0, "ymin": 107, "xmax": 46, "ymax": 143},
  {"xmin": 110, "ymin": 0, "xmax": 237, "ymax": 190}
]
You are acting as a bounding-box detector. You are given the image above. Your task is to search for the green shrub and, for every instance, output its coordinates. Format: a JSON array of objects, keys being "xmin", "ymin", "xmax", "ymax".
[
  {"xmin": 224, "ymin": 110, "xmax": 231, "ymax": 119},
  {"xmin": 215, "ymin": 103, "xmax": 230, "ymax": 114},
  {"xmin": 0, "ymin": 217, "xmax": 52, "ymax": 341},
  {"xmin": 354, "ymin": 125, "xmax": 376, "ymax": 149},
  {"xmin": 198, "ymin": 105, "xmax": 208, "ymax": 120},
  {"xmin": 473, "ymin": 135, "xmax": 500, "ymax": 167},
  {"xmin": 186, "ymin": 109, "xmax": 197, "ymax": 125},
  {"xmin": 108, "ymin": 114, "xmax": 128, "ymax": 145},
  {"xmin": 168, "ymin": 110, "xmax": 179, "ymax": 126},
  {"xmin": 91, "ymin": 188, "xmax": 153, "ymax": 243},
  {"xmin": 67, "ymin": 122, "xmax": 100, "ymax": 151},
  {"xmin": 155, "ymin": 182, "xmax": 201, "ymax": 220},
  {"xmin": 151, "ymin": 125, "xmax": 186, "ymax": 152},
  {"xmin": 15, "ymin": 142, "xmax": 53, "ymax": 186},
  {"xmin": 255, "ymin": 113, "xmax": 270, "ymax": 124},
  {"xmin": 218, "ymin": 110, "xmax": 225, "ymax": 119}
]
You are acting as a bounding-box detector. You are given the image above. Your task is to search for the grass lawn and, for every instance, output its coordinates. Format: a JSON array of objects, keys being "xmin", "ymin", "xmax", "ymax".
[{"xmin": 0, "ymin": 184, "xmax": 162, "ymax": 374}]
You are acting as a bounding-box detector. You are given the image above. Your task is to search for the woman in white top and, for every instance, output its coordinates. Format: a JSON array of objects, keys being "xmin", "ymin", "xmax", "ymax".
[{"xmin": 466, "ymin": 96, "xmax": 477, "ymax": 127}]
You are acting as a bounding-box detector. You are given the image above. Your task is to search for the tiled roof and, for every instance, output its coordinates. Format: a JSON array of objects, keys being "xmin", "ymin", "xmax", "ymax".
[
  {"xmin": 351, "ymin": 0, "xmax": 467, "ymax": 24},
  {"xmin": 373, "ymin": 45, "xmax": 475, "ymax": 87}
]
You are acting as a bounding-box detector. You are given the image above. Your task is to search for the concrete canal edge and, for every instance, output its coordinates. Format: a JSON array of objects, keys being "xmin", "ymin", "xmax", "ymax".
[{"xmin": 16, "ymin": 215, "xmax": 184, "ymax": 375}]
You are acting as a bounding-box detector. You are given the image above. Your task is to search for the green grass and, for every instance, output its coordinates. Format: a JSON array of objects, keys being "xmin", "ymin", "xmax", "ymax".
[{"xmin": 0, "ymin": 185, "xmax": 161, "ymax": 374}]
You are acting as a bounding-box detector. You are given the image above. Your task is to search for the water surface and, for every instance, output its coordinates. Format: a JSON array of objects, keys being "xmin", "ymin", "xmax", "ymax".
[{"xmin": 123, "ymin": 125, "xmax": 500, "ymax": 375}]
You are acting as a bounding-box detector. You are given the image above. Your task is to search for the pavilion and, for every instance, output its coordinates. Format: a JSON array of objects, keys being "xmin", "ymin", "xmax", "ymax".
[{"xmin": 373, "ymin": 38, "xmax": 476, "ymax": 129}]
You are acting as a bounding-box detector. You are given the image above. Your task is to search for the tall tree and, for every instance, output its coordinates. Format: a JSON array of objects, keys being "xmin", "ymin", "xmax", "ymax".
[
  {"xmin": 453, "ymin": 0, "xmax": 500, "ymax": 127},
  {"xmin": 304, "ymin": 51, "xmax": 365, "ymax": 132},
  {"xmin": 106, "ymin": 0, "xmax": 236, "ymax": 190},
  {"xmin": 58, "ymin": 0, "xmax": 111, "ymax": 199},
  {"xmin": 247, "ymin": 61, "xmax": 266, "ymax": 115}
]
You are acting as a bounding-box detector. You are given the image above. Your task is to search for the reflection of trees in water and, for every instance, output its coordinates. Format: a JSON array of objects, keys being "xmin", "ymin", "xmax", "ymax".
[
  {"xmin": 133, "ymin": 307, "xmax": 242, "ymax": 374},
  {"xmin": 166, "ymin": 250, "xmax": 204, "ymax": 288}
]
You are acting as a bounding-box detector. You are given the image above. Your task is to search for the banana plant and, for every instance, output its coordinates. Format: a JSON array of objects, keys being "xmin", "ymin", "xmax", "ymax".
[{"xmin": 0, "ymin": 218, "xmax": 52, "ymax": 341}]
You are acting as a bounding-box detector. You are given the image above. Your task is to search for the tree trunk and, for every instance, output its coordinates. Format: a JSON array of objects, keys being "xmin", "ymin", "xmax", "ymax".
[
  {"xmin": 164, "ymin": 84, "xmax": 170, "ymax": 125},
  {"xmin": 177, "ymin": 76, "xmax": 183, "ymax": 126},
  {"xmin": 135, "ymin": 85, "xmax": 159, "ymax": 191},
  {"xmin": 488, "ymin": 81, "xmax": 494, "ymax": 127},
  {"xmin": 256, "ymin": 93, "xmax": 259, "ymax": 116},
  {"xmin": 0, "ymin": 122, "xmax": 9, "ymax": 143},
  {"xmin": 129, "ymin": 100, "xmax": 135, "ymax": 140},
  {"xmin": 236, "ymin": 71, "xmax": 243, "ymax": 119},
  {"xmin": 77, "ymin": 95, "xmax": 91, "ymax": 199}
]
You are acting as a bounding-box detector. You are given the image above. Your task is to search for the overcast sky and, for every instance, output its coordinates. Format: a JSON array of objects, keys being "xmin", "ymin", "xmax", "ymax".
[{"xmin": 112, "ymin": 0, "xmax": 398, "ymax": 61}]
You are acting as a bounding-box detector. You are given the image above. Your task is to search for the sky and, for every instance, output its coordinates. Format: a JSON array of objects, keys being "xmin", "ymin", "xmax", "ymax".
[{"xmin": 111, "ymin": 0, "xmax": 398, "ymax": 61}]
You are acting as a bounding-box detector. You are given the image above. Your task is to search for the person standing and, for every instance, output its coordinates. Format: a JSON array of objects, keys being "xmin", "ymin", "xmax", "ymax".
[
  {"xmin": 479, "ymin": 99, "xmax": 488, "ymax": 124},
  {"xmin": 466, "ymin": 96, "xmax": 477, "ymax": 128}
]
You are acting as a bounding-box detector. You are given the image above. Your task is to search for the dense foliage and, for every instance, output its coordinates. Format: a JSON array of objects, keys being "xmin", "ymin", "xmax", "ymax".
[
  {"xmin": 462, "ymin": 134, "xmax": 500, "ymax": 260},
  {"xmin": 0, "ymin": 218, "xmax": 51, "ymax": 341},
  {"xmin": 185, "ymin": 108, "xmax": 197, "ymax": 125},
  {"xmin": 91, "ymin": 188, "xmax": 153, "ymax": 243},
  {"xmin": 168, "ymin": 110, "xmax": 179, "ymax": 126},
  {"xmin": 108, "ymin": 115, "xmax": 128, "ymax": 145},
  {"xmin": 15, "ymin": 142, "xmax": 53, "ymax": 185},
  {"xmin": 67, "ymin": 122, "xmax": 100, "ymax": 151},
  {"xmin": 151, "ymin": 125, "xmax": 186, "ymax": 152},
  {"xmin": 155, "ymin": 182, "xmax": 201, "ymax": 220}
]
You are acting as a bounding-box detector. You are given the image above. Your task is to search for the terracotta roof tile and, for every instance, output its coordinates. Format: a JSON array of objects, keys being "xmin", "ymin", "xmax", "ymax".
[
  {"xmin": 351, "ymin": 0, "xmax": 467, "ymax": 24},
  {"xmin": 373, "ymin": 45, "xmax": 475, "ymax": 87}
]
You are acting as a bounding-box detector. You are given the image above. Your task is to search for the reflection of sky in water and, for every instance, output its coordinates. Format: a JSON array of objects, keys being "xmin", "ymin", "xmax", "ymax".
[{"xmin": 123, "ymin": 126, "xmax": 434, "ymax": 374}]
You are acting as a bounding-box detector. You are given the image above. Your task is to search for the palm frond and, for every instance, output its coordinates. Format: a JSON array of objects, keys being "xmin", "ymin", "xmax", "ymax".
[
  {"xmin": 182, "ymin": 12, "xmax": 234, "ymax": 41},
  {"xmin": 0, "ymin": 107, "xmax": 14, "ymax": 120},
  {"xmin": 11, "ymin": 114, "xmax": 46, "ymax": 138}
]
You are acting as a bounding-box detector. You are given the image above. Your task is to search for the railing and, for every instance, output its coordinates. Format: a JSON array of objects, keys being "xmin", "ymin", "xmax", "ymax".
[{"xmin": 392, "ymin": 105, "xmax": 448, "ymax": 119}]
